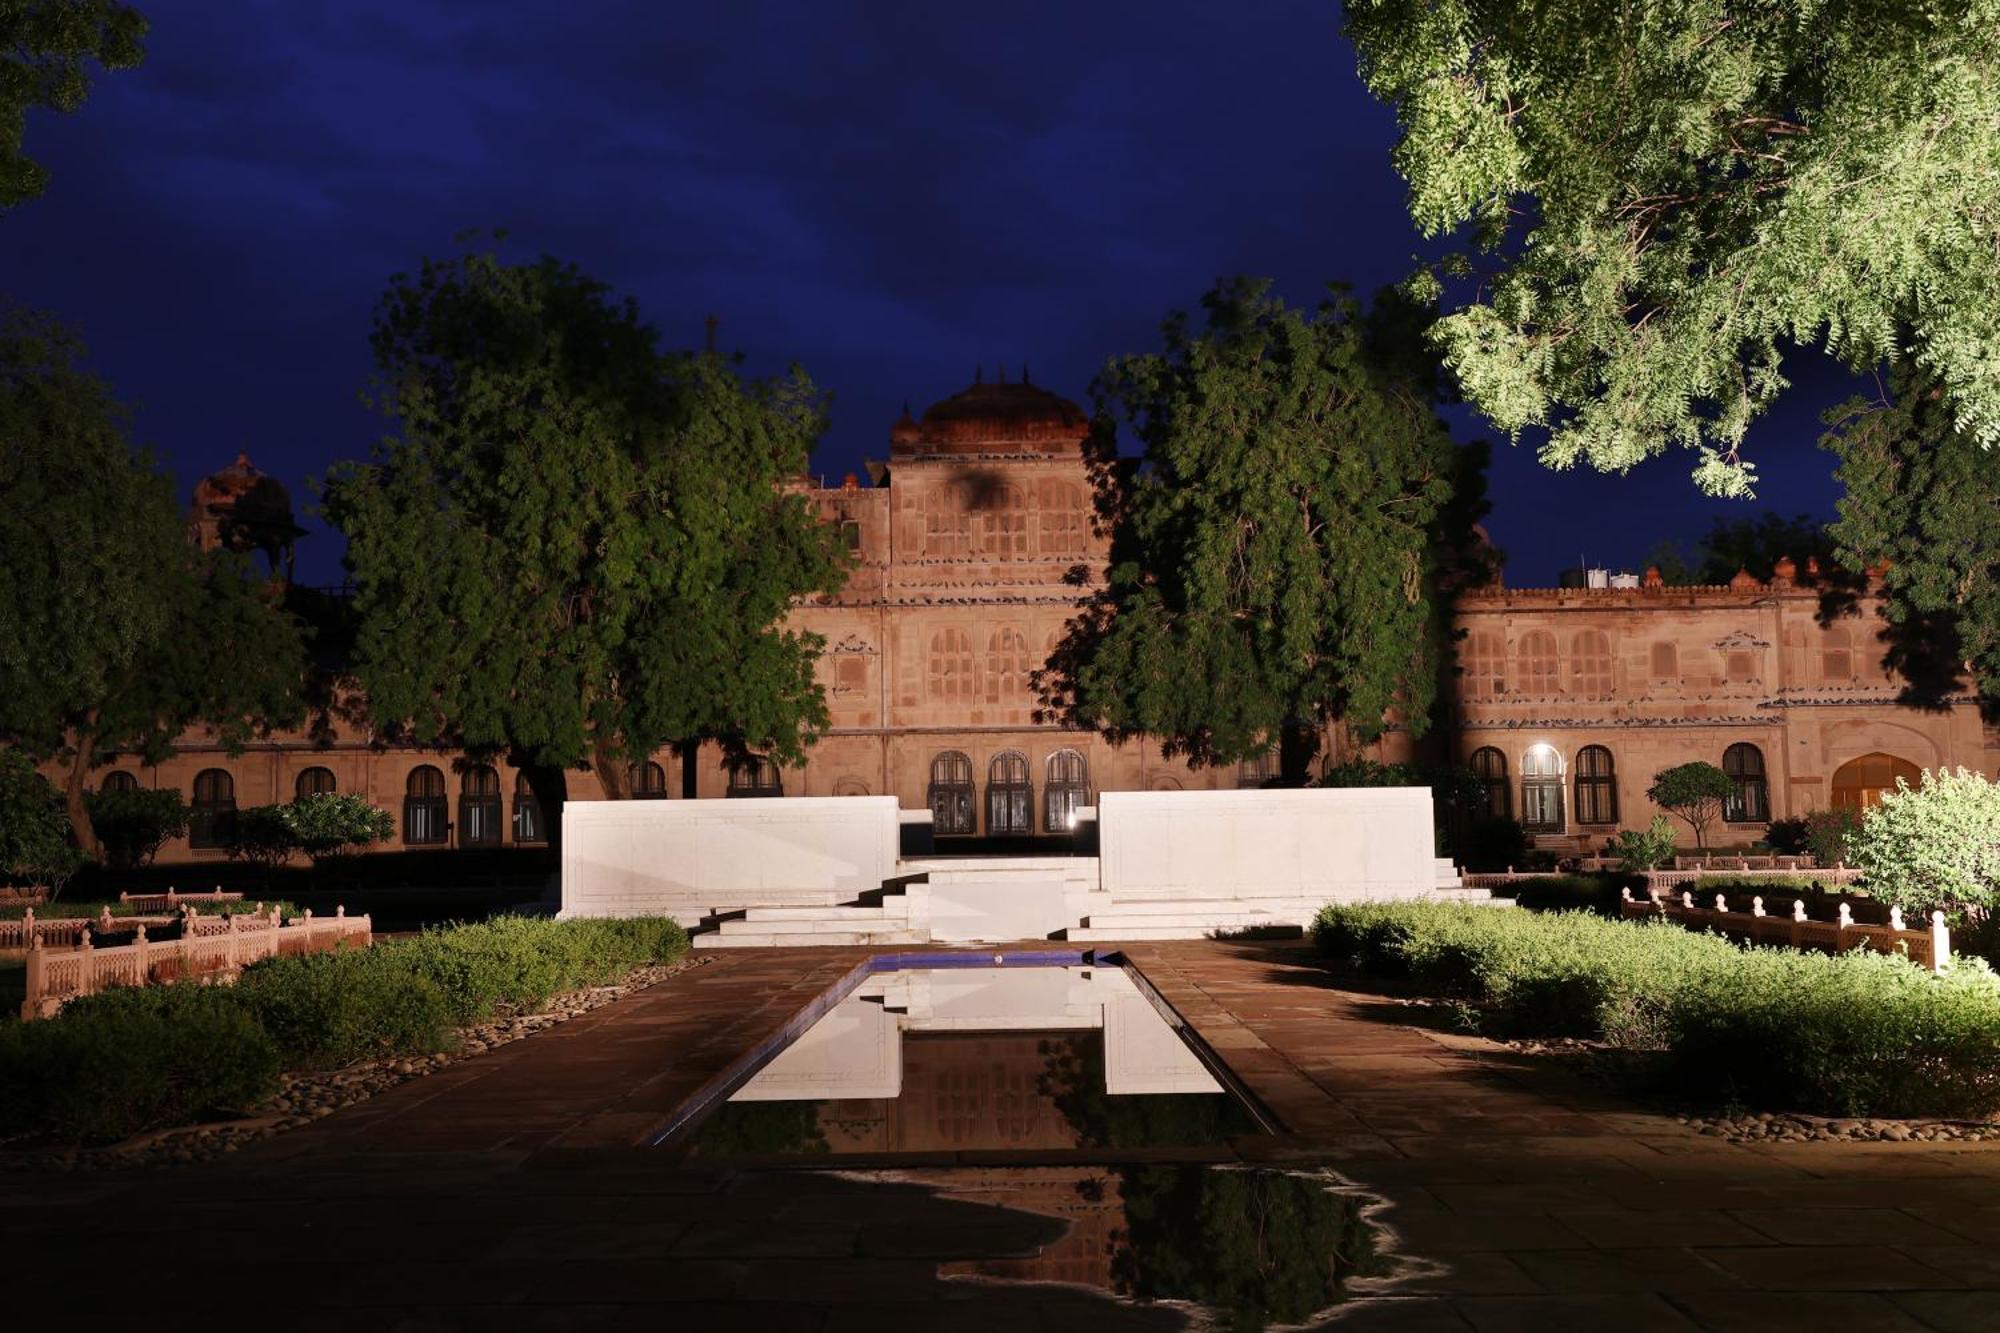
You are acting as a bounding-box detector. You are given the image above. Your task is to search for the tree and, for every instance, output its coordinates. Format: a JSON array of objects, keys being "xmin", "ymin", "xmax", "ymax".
[
  {"xmin": 1037, "ymin": 279, "xmax": 1485, "ymax": 785},
  {"xmin": 1611, "ymin": 815, "xmax": 1679, "ymax": 872},
  {"xmin": 1644, "ymin": 513, "xmax": 1839, "ymax": 586},
  {"xmin": 83, "ymin": 784, "xmax": 186, "ymax": 868},
  {"xmin": 1, "ymin": 1, "xmax": 148, "ymax": 209},
  {"xmin": 276, "ymin": 793, "xmax": 395, "ymax": 864},
  {"xmin": 1647, "ymin": 762, "xmax": 1734, "ymax": 849},
  {"xmin": 0, "ymin": 748, "xmax": 80, "ymax": 893},
  {"xmin": 1850, "ymin": 767, "xmax": 2000, "ymax": 918},
  {"xmin": 322, "ymin": 247, "xmax": 849, "ymax": 842},
  {"xmin": 0, "ymin": 311, "xmax": 308, "ymax": 857},
  {"xmin": 1347, "ymin": 2, "xmax": 2000, "ymax": 497}
]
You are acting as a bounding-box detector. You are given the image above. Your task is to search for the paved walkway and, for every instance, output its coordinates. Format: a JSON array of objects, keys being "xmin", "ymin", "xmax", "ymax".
[{"xmin": 2, "ymin": 940, "xmax": 1996, "ymax": 1331}]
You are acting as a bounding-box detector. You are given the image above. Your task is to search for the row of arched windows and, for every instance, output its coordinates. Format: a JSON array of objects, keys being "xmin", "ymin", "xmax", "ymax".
[
  {"xmin": 928, "ymin": 627, "xmax": 1048, "ymax": 704},
  {"xmin": 1468, "ymin": 742, "xmax": 1771, "ymax": 833},
  {"xmin": 926, "ymin": 749, "xmax": 1089, "ymax": 835},
  {"xmin": 1461, "ymin": 631, "xmax": 1617, "ymax": 698},
  {"xmin": 924, "ymin": 481, "xmax": 1088, "ymax": 560}
]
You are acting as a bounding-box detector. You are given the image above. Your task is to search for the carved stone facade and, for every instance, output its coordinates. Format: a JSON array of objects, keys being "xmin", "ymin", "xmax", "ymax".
[{"xmin": 71, "ymin": 380, "xmax": 2000, "ymax": 863}]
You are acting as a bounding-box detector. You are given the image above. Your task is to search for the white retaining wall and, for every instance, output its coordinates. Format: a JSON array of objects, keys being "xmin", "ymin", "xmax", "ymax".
[
  {"xmin": 1097, "ymin": 787, "xmax": 1436, "ymax": 903},
  {"xmin": 560, "ymin": 796, "xmax": 901, "ymax": 924}
]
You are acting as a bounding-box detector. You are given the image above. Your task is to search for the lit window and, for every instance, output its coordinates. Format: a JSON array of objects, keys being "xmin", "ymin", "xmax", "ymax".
[
  {"xmin": 1520, "ymin": 745, "xmax": 1564, "ymax": 832},
  {"xmin": 1573, "ymin": 745, "xmax": 1618, "ymax": 825}
]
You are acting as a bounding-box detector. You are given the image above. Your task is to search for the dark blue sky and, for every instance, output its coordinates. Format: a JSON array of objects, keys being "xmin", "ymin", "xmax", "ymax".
[{"xmin": 5, "ymin": 1, "xmax": 1852, "ymax": 586}]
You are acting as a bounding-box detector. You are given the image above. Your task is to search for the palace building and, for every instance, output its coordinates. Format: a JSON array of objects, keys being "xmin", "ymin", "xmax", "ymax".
[{"xmin": 72, "ymin": 375, "xmax": 2000, "ymax": 864}]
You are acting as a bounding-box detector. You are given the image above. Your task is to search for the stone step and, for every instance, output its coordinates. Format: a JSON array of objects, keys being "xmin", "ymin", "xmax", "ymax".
[
  {"xmin": 1075, "ymin": 898, "xmax": 1302, "ymax": 919},
  {"xmin": 694, "ymin": 928, "xmax": 929, "ymax": 949},
  {"xmin": 715, "ymin": 916, "xmax": 903, "ymax": 935},
  {"xmin": 1066, "ymin": 923, "xmax": 1301, "ymax": 942},
  {"xmin": 739, "ymin": 904, "xmax": 910, "ymax": 922}
]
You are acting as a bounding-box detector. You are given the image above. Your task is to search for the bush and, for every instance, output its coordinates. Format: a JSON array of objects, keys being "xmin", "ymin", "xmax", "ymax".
[
  {"xmin": 1610, "ymin": 815, "xmax": 1678, "ymax": 871},
  {"xmin": 398, "ymin": 915, "xmax": 690, "ymax": 1024},
  {"xmin": 235, "ymin": 944, "xmax": 456, "ymax": 1067},
  {"xmin": 1505, "ymin": 874, "xmax": 1634, "ymax": 918},
  {"xmin": 1804, "ymin": 807, "xmax": 1863, "ymax": 867},
  {"xmin": 0, "ymin": 750, "xmax": 82, "ymax": 893},
  {"xmin": 1849, "ymin": 768, "xmax": 2000, "ymax": 918},
  {"xmin": 0, "ymin": 983, "xmax": 280, "ymax": 1142},
  {"xmin": 1458, "ymin": 815, "xmax": 1529, "ymax": 873},
  {"xmin": 1311, "ymin": 900, "xmax": 2000, "ymax": 1117},
  {"xmin": 85, "ymin": 786, "xmax": 189, "ymax": 869},
  {"xmin": 1762, "ymin": 817, "xmax": 1809, "ymax": 856},
  {"xmin": 276, "ymin": 793, "xmax": 396, "ymax": 863},
  {"xmin": 223, "ymin": 804, "xmax": 297, "ymax": 868}
]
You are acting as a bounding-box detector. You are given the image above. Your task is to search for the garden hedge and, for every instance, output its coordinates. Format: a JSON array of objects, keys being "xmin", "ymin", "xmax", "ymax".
[
  {"xmin": 1312, "ymin": 901, "xmax": 2000, "ymax": 1118},
  {"xmin": 0, "ymin": 914, "xmax": 688, "ymax": 1143}
]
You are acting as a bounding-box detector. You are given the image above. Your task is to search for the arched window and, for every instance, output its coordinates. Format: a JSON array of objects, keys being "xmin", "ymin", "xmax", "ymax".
[
  {"xmin": 295, "ymin": 766, "xmax": 335, "ymax": 799},
  {"xmin": 977, "ymin": 485, "xmax": 1028, "ymax": 558},
  {"xmin": 1037, "ymin": 479, "xmax": 1086, "ymax": 556},
  {"xmin": 1517, "ymin": 632, "xmax": 1561, "ymax": 695},
  {"xmin": 1236, "ymin": 747, "xmax": 1278, "ymax": 789},
  {"xmin": 726, "ymin": 755, "xmax": 783, "ymax": 798},
  {"xmin": 1461, "ymin": 631, "xmax": 1506, "ymax": 698},
  {"xmin": 1469, "ymin": 747, "xmax": 1510, "ymax": 819},
  {"xmin": 1721, "ymin": 744, "xmax": 1769, "ymax": 823},
  {"xmin": 1822, "ymin": 626, "xmax": 1853, "ymax": 683},
  {"xmin": 99, "ymin": 769, "xmax": 138, "ymax": 793},
  {"xmin": 1520, "ymin": 744, "xmax": 1564, "ymax": 833},
  {"xmin": 1045, "ymin": 749, "xmax": 1089, "ymax": 832},
  {"xmin": 460, "ymin": 764, "xmax": 502, "ymax": 845},
  {"xmin": 189, "ymin": 768, "xmax": 236, "ymax": 849},
  {"xmin": 987, "ymin": 750, "xmax": 1032, "ymax": 835},
  {"xmin": 1650, "ymin": 641, "xmax": 1678, "ymax": 681},
  {"xmin": 985, "ymin": 627, "xmax": 1029, "ymax": 703},
  {"xmin": 928, "ymin": 751, "xmax": 974, "ymax": 835},
  {"xmin": 1149, "ymin": 776, "xmax": 1183, "ymax": 791},
  {"xmin": 833, "ymin": 777, "xmax": 870, "ymax": 796},
  {"xmin": 512, "ymin": 772, "xmax": 545, "ymax": 844},
  {"xmin": 1573, "ymin": 745, "xmax": 1618, "ymax": 825},
  {"xmin": 404, "ymin": 765, "xmax": 448, "ymax": 845},
  {"xmin": 928, "ymin": 628, "xmax": 976, "ymax": 703},
  {"xmin": 1569, "ymin": 631, "xmax": 1614, "ymax": 696},
  {"xmin": 1830, "ymin": 752, "xmax": 1920, "ymax": 813},
  {"xmin": 632, "ymin": 760, "xmax": 668, "ymax": 799},
  {"xmin": 925, "ymin": 483, "xmax": 971, "ymax": 558}
]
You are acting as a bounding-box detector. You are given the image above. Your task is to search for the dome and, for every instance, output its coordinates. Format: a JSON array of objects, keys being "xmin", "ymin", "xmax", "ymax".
[
  {"xmin": 894, "ymin": 369, "xmax": 1088, "ymax": 456},
  {"xmin": 188, "ymin": 452, "xmax": 303, "ymax": 563}
]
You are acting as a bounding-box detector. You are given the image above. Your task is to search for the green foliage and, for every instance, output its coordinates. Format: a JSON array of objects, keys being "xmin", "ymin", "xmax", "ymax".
[
  {"xmin": 687, "ymin": 1100, "xmax": 830, "ymax": 1158},
  {"xmin": 1851, "ymin": 767, "xmax": 2000, "ymax": 916},
  {"xmin": 1805, "ymin": 807, "xmax": 1864, "ymax": 867},
  {"xmin": 1611, "ymin": 815, "xmax": 1680, "ymax": 872},
  {"xmin": 1458, "ymin": 814, "xmax": 1528, "ymax": 873},
  {"xmin": 1648, "ymin": 762, "xmax": 1735, "ymax": 849},
  {"xmin": 1040, "ymin": 280, "xmax": 1485, "ymax": 776},
  {"xmin": 1507, "ymin": 873, "xmax": 1642, "ymax": 917},
  {"xmin": 1645, "ymin": 514, "xmax": 1839, "ymax": 587},
  {"xmin": 0, "ymin": 1, "xmax": 147, "ymax": 209},
  {"xmin": 233, "ymin": 944, "xmax": 455, "ymax": 1068},
  {"xmin": 1762, "ymin": 817, "xmax": 1810, "ymax": 857},
  {"xmin": 394, "ymin": 914, "xmax": 689, "ymax": 1026},
  {"xmin": 275, "ymin": 792, "xmax": 394, "ymax": 863},
  {"xmin": 222, "ymin": 804, "xmax": 294, "ymax": 868},
  {"xmin": 0, "ymin": 748, "xmax": 79, "ymax": 887},
  {"xmin": 82, "ymin": 784, "xmax": 186, "ymax": 868},
  {"xmin": 0, "ymin": 983, "xmax": 279, "ymax": 1142},
  {"xmin": 1347, "ymin": 2, "xmax": 2000, "ymax": 496},
  {"xmin": 1312, "ymin": 901, "xmax": 2000, "ymax": 1116},
  {"xmin": 322, "ymin": 246, "xmax": 849, "ymax": 816}
]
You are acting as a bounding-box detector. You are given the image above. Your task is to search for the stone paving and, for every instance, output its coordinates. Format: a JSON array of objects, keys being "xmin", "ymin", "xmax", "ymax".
[{"xmin": 1, "ymin": 939, "xmax": 1996, "ymax": 1331}]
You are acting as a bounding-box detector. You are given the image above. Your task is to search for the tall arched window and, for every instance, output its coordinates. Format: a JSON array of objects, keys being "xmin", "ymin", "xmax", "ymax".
[
  {"xmin": 1045, "ymin": 749, "xmax": 1089, "ymax": 832},
  {"xmin": 928, "ymin": 751, "xmax": 974, "ymax": 835},
  {"xmin": 726, "ymin": 755, "xmax": 783, "ymax": 798},
  {"xmin": 460, "ymin": 764, "xmax": 502, "ymax": 846},
  {"xmin": 1517, "ymin": 632, "xmax": 1561, "ymax": 695},
  {"xmin": 1573, "ymin": 745, "xmax": 1618, "ymax": 825},
  {"xmin": 1721, "ymin": 743, "xmax": 1769, "ymax": 823},
  {"xmin": 632, "ymin": 760, "xmax": 668, "ymax": 799},
  {"xmin": 404, "ymin": 765, "xmax": 447, "ymax": 845},
  {"xmin": 985, "ymin": 626, "xmax": 1029, "ymax": 704},
  {"xmin": 295, "ymin": 766, "xmax": 335, "ymax": 799},
  {"xmin": 1236, "ymin": 747, "xmax": 1278, "ymax": 789},
  {"xmin": 1469, "ymin": 747, "xmax": 1510, "ymax": 819},
  {"xmin": 1462, "ymin": 631, "xmax": 1506, "ymax": 698},
  {"xmin": 987, "ymin": 751, "xmax": 1032, "ymax": 834},
  {"xmin": 925, "ymin": 483, "xmax": 971, "ymax": 558},
  {"xmin": 1830, "ymin": 752, "xmax": 1921, "ymax": 812},
  {"xmin": 189, "ymin": 768, "xmax": 236, "ymax": 849},
  {"xmin": 1822, "ymin": 626, "xmax": 1853, "ymax": 683},
  {"xmin": 1520, "ymin": 745, "xmax": 1564, "ymax": 833},
  {"xmin": 977, "ymin": 485, "xmax": 1028, "ymax": 558},
  {"xmin": 1569, "ymin": 631, "xmax": 1614, "ymax": 696},
  {"xmin": 1037, "ymin": 479, "xmax": 1086, "ymax": 556},
  {"xmin": 99, "ymin": 769, "xmax": 138, "ymax": 793},
  {"xmin": 512, "ymin": 772, "xmax": 545, "ymax": 844},
  {"xmin": 929, "ymin": 628, "xmax": 976, "ymax": 703}
]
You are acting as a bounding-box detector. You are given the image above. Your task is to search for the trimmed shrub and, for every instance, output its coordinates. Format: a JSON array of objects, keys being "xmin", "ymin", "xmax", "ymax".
[
  {"xmin": 1850, "ymin": 767, "xmax": 2000, "ymax": 917},
  {"xmin": 1458, "ymin": 815, "xmax": 1528, "ymax": 873},
  {"xmin": 1609, "ymin": 815, "xmax": 1678, "ymax": 872},
  {"xmin": 223, "ymin": 804, "xmax": 297, "ymax": 868},
  {"xmin": 1804, "ymin": 807, "xmax": 1863, "ymax": 868},
  {"xmin": 397, "ymin": 915, "xmax": 690, "ymax": 1024},
  {"xmin": 0, "ymin": 983, "xmax": 281, "ymax": 1142},
  {"xmin": 85, "ymin": 786, "xmax": 189, "ymax": 869},
  {"xmin": 1505, "ymin": 873, "xmax": 1639, "ymax": 918},
  {"xmin": 277, "ymin": 793, "xmax": 396, "ymax": 863},
  {"xmin": 234, "ymin": 944, "xmax": 456, "ymax": 1067},
  {"xmin": 1762, "ymin": 817, "xmax": 1810, "ymax": 857}
]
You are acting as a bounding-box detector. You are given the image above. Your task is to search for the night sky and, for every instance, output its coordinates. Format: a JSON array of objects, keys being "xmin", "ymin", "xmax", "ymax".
[{"xmin": 5, "ymin": 1, "xmax": 1854, "ymax": 587}]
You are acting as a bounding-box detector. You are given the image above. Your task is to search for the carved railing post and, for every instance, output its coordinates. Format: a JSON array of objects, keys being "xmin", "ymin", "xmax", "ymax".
[{"xmin": 1931, "ymin": 910, "xmax": 1951, "ymax": 973}]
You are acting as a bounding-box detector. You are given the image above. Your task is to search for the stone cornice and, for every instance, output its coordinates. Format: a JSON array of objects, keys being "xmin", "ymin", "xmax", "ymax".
[{"xmin": 1459, "ymin": 715, "xmax": 1781, "ymax": 730}]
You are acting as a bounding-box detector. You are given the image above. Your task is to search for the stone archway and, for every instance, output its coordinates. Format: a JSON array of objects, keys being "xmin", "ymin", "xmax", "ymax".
[{"xmin": 1830, "ymin": 752, "xmax": 1922, "ymax": 812}]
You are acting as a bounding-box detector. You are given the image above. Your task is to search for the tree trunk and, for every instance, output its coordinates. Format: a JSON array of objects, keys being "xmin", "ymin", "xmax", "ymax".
[
  {"xmin": 517, "ymin": 761, "xmax": 569, "ymax": 858},
  {"xmin": 1278, "ymin": 721, "xmax": 1321, "ymax": 789},
  {"xmin": 677, "ymin": 739, "xmax": 701, "ymax": 800},
  {"xmin": 62, "ymin": 726, "xmax": 101, "ymax": 862},
  {"xmin": 592, "ymin": 736, "xmax": 633, "ymax": 801}
]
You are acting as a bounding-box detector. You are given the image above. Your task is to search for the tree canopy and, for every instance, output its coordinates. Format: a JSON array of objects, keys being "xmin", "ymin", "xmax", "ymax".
[
  {"xmin": 1038, "ymin": 279, "xmax": 1485, "ymax": 783},
  {"xmin": 1644, "ymin": 512, "xmax": 1839, "ymax": 586},
  {"xmin": 323, "ymin": 248, "xmax": 849, "ymax": 829},
  {"xmin": 1347, "ymin": 1, "xmax": 2000, "ymax": 497},
  {"xmin": 0, "ymin": 311, "xmax": 306, "ymax": 856},
  {"xmin": 1648, "ymin": 761, "xmax": 1734, "ymax": 849},
  {"xmin": 1, "ymin": 1, "xmax": 147, "ymax": 208}
]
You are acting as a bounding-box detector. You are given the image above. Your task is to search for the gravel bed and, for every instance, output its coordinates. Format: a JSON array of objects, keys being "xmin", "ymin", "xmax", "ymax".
[
  {"xmin": 1676, "ymin": 1110, "xmax": 2000, "ymax": 1144},
  {"xmin": 2, "ymin": 954, "xmax": 710, "ymax": 1173}
]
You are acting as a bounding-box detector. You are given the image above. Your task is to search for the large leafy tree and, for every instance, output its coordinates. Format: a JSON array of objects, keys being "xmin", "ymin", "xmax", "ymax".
[
  {"xmin": 0, "ymin": 311, "xmax": 307, "ymax": 855},
  {"xmin": 323, "ymin": 248, "xmax": 848, "ymax": 840},
  {"xmin": 1644, "ymin": 512, "xmax": 1839, "ymax": 586},
  {"xmin": 2, "ymin": 1, "xmax": 147, "ymax": 209},
  {"xmin": 1347, "ymin": 1, "xmax": 2000, "ymax": 497},
  {"xmin": 1039, "ymin": 280, "xmax": 1484, "ymax": 785}
]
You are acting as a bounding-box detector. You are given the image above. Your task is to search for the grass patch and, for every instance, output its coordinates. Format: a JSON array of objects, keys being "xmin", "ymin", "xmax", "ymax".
[
  {"xmin": 1312, "ymin": 901, "xmax": 2000, "ymax": 1118},
  {"xmin": 0, "ymin": 899, "xmax": 302, "ymax": 922}
]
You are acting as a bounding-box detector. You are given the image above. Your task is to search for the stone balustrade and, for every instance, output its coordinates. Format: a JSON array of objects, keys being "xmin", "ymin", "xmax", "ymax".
[
  {"xmin": 1620, "ymin": 887, "xmax": 1948, "ymax": 971},
  {"xmin": 117, "ymin": 889, "xmax": 245, "ymax": 913}
]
